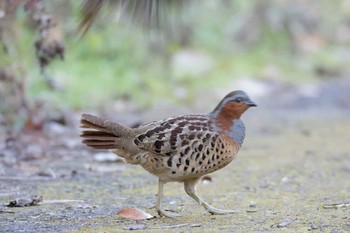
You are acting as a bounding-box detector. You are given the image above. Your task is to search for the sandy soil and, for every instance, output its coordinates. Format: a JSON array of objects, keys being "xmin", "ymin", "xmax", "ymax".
[{"xmin": 1, "ymin": 78, "xmax": 350, "ymax": 232}]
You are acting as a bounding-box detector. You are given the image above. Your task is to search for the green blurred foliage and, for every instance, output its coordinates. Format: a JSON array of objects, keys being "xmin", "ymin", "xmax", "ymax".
[{"xmin": 2, "ymin": 0, "xmax": 350, "ymax": 110}]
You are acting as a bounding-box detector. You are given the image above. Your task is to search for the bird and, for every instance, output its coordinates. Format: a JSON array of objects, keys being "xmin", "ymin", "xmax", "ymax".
[{"xmin": 80, "ymin": 90, "xmax": 256, "ymax": 217}]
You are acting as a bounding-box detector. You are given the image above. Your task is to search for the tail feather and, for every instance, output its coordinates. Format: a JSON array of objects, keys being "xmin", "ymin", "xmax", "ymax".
[
  {"xmin": 83, "ymin": 140, "xmax": 115, "ymax": 149},
  {"xmin": 80, "ymin": 119, "xmax": 107, "ymax": 131},
  {"xmin": 84, "ymin": 144, "xmax": 116, "ymax": 149},
  {"xmin": 80, "ymin": 114, "xmax": 131, "ymax": 150},
  {"xmin": 80, "ymin": 114, "xmax": 130, "ymax": 135},
  {"xmin": 81, "ymin": 130, "xmax": 116, "ymax": 140}
]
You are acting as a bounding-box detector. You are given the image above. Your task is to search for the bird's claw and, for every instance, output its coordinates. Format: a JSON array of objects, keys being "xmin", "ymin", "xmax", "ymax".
[
  {"xmin": 206, "ymin": 206, "xmax": 239, "ymax": 215},
  {"xmin": 157, "ymin": 209, "xmax": 181, "ymax": 218}
]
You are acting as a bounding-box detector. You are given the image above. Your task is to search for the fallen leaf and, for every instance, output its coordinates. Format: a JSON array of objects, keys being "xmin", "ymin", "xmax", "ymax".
[
  {"xmin": 274, "ymin": 218, "xmax": 296, "ymax": 228},
  {"xmin": 6, "ymin": 195, "xmax": 43, "ymax": 207},
  {"xmin": 123, "ymin": 223, "xmax": 147, "ymax": 230},
  {"xmin": 323, "ymin": 203, "xmax": 350, "ymax": 209},
  {"xmin": 0, "ymin": 210, "xmax": 15, "ymax": 214},
  {"xmin": 190, "ymin": 224, "xmax": 202, "ymax": 228},
  {"xmin": 117, "ymin": 208, "xmax": 154, "ymax": 220}
]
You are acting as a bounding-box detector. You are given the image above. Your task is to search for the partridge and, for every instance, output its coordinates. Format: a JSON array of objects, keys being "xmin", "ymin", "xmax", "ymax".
[{"xmin": 80, "ymin": 90, "xmax": 256, "ymax": 217}]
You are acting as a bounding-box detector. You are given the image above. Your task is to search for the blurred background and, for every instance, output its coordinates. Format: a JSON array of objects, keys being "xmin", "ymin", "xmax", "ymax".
[
  {"xmin": 1, "ymin": 1, "xmax": 350, "ymax": 231},
  {"xmin": 1, "ymin": 0, "xmax": 350, "ymax": 131}
]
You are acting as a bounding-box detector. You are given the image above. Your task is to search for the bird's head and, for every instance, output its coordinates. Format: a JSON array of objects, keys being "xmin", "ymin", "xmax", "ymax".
[{"xmin": 211, "ymin": 90, "xmax": 257, "ymax": 119}]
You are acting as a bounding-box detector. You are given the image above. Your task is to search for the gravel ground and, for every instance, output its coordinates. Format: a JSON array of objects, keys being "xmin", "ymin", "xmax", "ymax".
[{"xmin": 1, "ymin": 78, "xmax": 350, "ymax": 232}]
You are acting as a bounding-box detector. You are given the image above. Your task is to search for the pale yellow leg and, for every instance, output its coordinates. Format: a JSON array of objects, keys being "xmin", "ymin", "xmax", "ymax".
[
  {"xmin": 184, "ymin": 178, "xmax": 239, "ymax": 215},
  {"xmin": 156, "ymin": 179, "xmax": 181, "ymax": 217}
]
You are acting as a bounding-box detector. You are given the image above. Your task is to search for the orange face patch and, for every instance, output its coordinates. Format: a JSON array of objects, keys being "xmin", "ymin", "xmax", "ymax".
[
  {"xmin": 213, "ymin": 101, "xmax": 250, "ymax": 132},
  {"xmin": 220, "ymin": 101, "xmax": 249, "ymax": 118}
]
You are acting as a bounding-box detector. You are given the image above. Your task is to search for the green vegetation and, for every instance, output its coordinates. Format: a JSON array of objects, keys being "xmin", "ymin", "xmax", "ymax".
[{"xmin": 2, "ymin": 1, "xmax": 350, "ymax": 109}]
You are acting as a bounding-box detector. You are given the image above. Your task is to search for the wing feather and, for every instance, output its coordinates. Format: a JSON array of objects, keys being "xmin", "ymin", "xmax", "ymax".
[{"xmin": 134, "ymin": 115, "xmax": 219, "ymax": 156}]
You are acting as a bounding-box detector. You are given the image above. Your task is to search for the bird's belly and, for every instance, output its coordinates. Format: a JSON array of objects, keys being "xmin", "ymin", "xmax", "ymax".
[{"xmin": 141, "ymin": 139, "xmax": 240, "ymax": 182}]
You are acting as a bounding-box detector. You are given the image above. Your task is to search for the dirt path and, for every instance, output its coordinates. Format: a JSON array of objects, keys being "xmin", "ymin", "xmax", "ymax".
[{"xmin": 1, "ymin": 80, "xmax": 350, "ymax": 232}]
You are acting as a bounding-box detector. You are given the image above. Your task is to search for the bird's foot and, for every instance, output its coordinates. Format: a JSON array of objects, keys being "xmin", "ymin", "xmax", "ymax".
[
  {"xmin": 157, "ymin": 208, "xmax": 181, "ymax": 218},
  {"xmin": 205, "ymin": 205, "xmax": 239, "ymax": 215},
  {"xmin": 150, "ymin": 202, "xmax": 181, "ymax": 217}
]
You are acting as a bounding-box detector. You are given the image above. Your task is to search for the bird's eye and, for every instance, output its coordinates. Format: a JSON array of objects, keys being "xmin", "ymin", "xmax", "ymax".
[{"xmin": 235, "ymin": 98, "xmax": 242, "ymax": 103}]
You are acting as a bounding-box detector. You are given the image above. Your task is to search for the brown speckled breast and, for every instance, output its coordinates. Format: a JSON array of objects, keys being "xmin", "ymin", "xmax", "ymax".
[{"xmin": 133, "ymin": 115, "xmax": 241, "ymax": 181}]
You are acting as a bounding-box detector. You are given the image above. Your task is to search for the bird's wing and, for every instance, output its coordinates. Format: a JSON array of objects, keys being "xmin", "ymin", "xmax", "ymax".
[{"xmin": 134, "ymin": 115, "xmax": 220, "ymax": 156}]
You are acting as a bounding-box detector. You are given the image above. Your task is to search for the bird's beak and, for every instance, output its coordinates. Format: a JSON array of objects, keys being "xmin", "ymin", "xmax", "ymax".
[{"xmin": 245, "ymin": 100, "xmax": 257, "ymax": 107}]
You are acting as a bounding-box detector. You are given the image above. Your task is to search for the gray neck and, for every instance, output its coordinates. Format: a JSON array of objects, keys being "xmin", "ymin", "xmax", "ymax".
[{"xmin": 228, "ymin": 119, "xmax": 246, "ymax": 146}]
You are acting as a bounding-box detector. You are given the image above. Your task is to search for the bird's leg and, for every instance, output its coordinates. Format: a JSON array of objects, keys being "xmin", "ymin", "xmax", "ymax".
[
  {"xmin": 184, "ymin": 178, "xmax": 239, "ymax": 215},
  {"xmin": 155, "ymin": 179, "xmax": 181, "ymax": 217}
]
